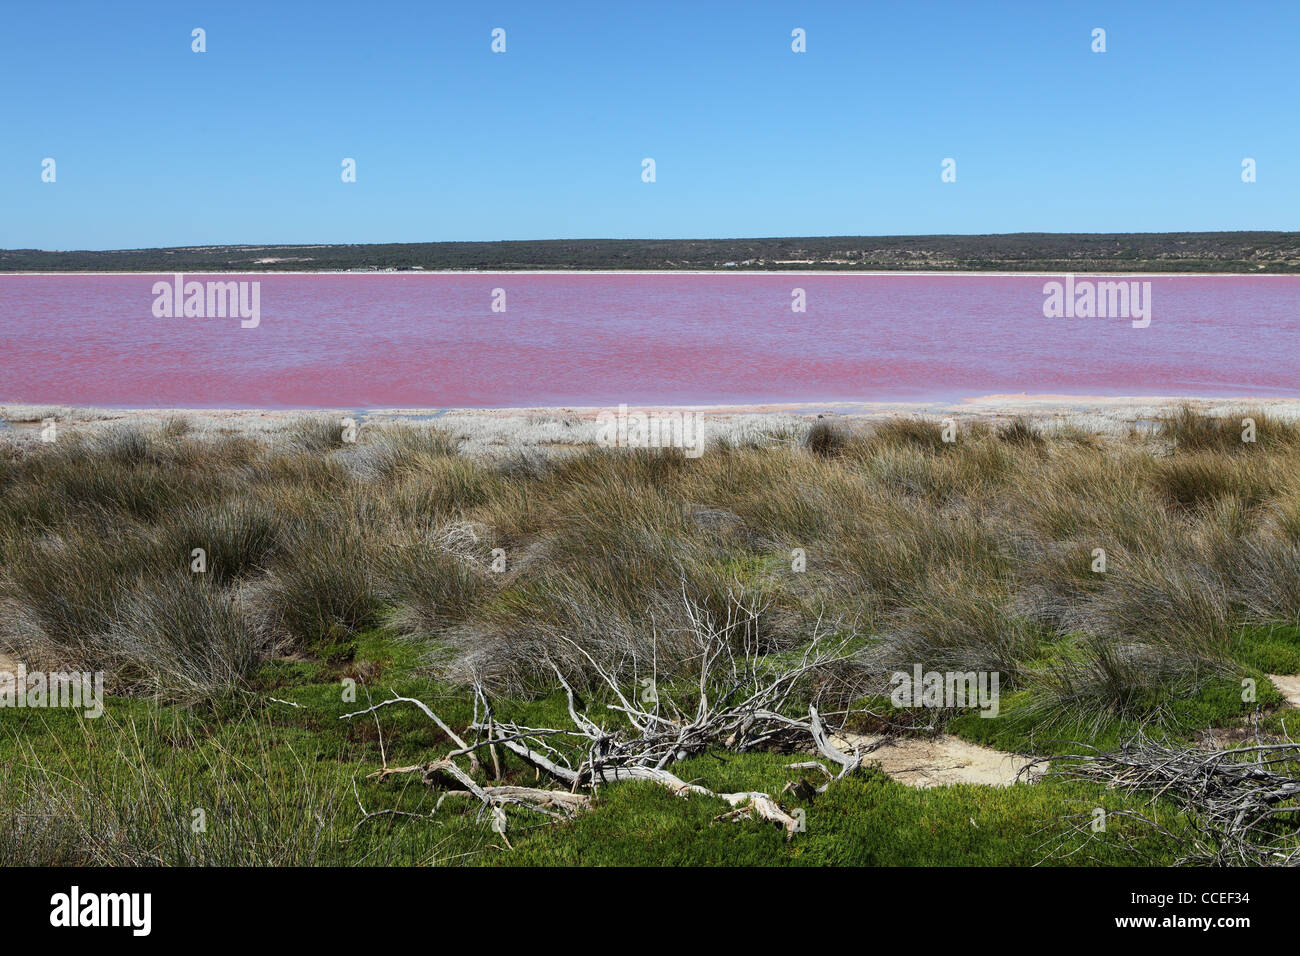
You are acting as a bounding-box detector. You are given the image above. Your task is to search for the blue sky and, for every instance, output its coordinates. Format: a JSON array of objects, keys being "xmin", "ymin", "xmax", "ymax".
[{"xmin": 2, "ymin": 0, "xmax": 1296, "ymax": 249}]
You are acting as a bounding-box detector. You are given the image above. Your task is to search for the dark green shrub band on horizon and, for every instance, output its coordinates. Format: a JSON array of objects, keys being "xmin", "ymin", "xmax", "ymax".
[{"xmin": 4, "ymin": 231, "xmax": 1300, "ymax": 273}]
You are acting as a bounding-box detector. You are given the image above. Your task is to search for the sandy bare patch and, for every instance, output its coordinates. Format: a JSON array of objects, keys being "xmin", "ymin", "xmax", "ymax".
[
  {"xmin": 834, "ymin": 732, "xmax": 1044, "ymax": 788},
  {"xmin": 1268, "ymin": 675, "xmax": 1300, "ymax": 708}
]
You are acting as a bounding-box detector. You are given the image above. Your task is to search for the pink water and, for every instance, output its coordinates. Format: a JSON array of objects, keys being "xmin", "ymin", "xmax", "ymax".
[{"xmin": 2, "ymin": 273, "xmax": 1297, "ymax": 408}]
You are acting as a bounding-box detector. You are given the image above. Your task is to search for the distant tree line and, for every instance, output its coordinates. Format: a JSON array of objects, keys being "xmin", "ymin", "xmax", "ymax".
[{"xmin": 2, "ymin": 233, "xmax": 1297, "ymax": 273}]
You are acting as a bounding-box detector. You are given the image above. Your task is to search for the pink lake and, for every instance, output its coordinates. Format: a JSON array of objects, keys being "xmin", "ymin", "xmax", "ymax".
[{"xmin": 1, "ymin": 273, "xmax": 1297, "ymax": 408}]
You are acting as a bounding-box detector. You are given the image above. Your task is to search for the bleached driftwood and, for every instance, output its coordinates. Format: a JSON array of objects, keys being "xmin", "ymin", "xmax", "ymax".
[{"xmin": 344, "ymin": 593, "xmax": 865, "ymax": 841}]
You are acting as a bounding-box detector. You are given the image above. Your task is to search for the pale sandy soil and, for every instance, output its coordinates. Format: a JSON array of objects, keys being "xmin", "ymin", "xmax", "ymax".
[
  {"xmin": 834, "ymin": 732, "xmax": 1045, "ymax": 789},
  {"xmin": 4, "ymin": 395, "xmax": 1299, "ymax": 459},
  {"xmin": 1268, "ymin": 675, "xmax": 1300, "ymax": 708}
]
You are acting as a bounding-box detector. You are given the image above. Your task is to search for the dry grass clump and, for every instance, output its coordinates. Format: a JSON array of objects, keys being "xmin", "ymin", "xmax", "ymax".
[
  {"xmin": 1151, "ymin": 452, "xmax": 1282, "ymax": 512},
  {"xmin": 1078, "ymin": 543, "xmax": 1235, "ymax": 660},
  {"xmin": 804, "ymin": 420, "xmax": 849, "ymax": 458},
  {"xmin": 1, "ymin": 526, "xmax": 161, "ymax": 673},
  {"xmin": 2, "ymin": 406, "xmax": 1299, "ymax": 720},
  {"xmin": 101, "ymin": 571, "xmax": 267, "ymax": 697},
  {"xmin": 0, "ymin": 425, "xmax": 460, "ymax": 696},
  {"xmin": 1028, "ymin": 632, "xmax": 1219, "ymax": 728},
  {"xmin": 250, "ymin": 511, "xmax": 383, "ymax": 649},
  {"xmin": 157, "ymin": 496, "xmax": 287, "ymax": 584},
  {"xmin": 997, "ymin": 416, "xmax": 1045, "ymax": 448},
  {"xmin": 869, "ymin": 568, "xmax": 1040, "ymax": 683},
  {"xmin": 865, "ymin": 416, "xmax": 950, "ymax": 452},
  {"xmin": 1235, "ymin": 534, "xmax": 1300, "ymax": 626},
  {"xmin": 1158, "ymin": 403, "xmax": 1299, "ymax": 453},
  {"xmin": 286, "ymin": 415, "xmax": 349, "ymax": 452},
  {"xmin": 380, "ymin": 520, "xmax": 492, "ymax": 639},
  {"xmin": 345, "ymin": 422, "xmax": 461, "ymax": 480}
]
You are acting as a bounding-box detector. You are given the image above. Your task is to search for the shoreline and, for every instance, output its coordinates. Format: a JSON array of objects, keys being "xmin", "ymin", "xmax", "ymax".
[{"xmin": 7, "ymin": 395, "xmax": 1300, "ymax": 457}]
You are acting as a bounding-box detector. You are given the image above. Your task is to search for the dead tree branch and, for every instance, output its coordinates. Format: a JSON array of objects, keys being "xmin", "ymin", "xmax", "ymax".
[
  {"xmin": 343, "ymin": 593, "xmax": 865, "ymax": 842},
  {"xmin": 1033, "ymin": 729, "xmax": 1300, "ymax": 866}
]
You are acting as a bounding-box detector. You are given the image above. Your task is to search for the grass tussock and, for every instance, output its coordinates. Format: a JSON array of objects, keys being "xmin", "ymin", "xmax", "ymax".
[
  {"xmin": 1, "ymin": 406, "xmax": 1298, "ymax": 726},
  {"xmin": 1158, "ymin": 403, "xmax": 1299, "ymax": 453}
]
